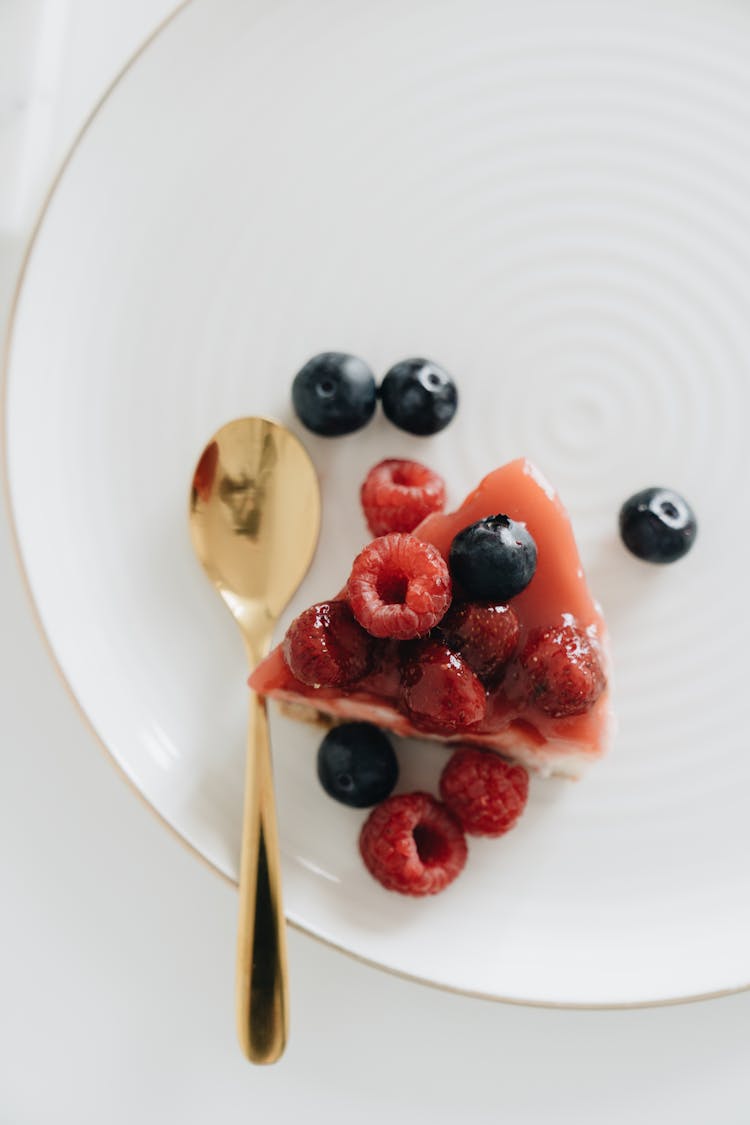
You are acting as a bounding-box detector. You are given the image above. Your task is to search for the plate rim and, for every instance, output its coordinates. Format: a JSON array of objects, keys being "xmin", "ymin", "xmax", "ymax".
[{"xmin": 2, "ymin": 0, "xmax": 747, "ymax": 1011}]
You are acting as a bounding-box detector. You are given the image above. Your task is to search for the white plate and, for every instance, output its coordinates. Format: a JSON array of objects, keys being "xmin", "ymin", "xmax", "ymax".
[{"xmin": 5, "ymin": 0, "xmax": 750, "ymax": 1007}]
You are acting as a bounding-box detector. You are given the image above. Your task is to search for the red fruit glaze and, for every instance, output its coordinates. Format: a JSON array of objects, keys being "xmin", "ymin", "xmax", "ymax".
[
  {"xmin": 360, "ymin": 458, "xmax": 446, "ymax": 536},
  {"xmin": 519, "ymin": 624, "xmax": 605, "ymax": 718},
  {"xmin": 439, "ymin": 602, "xmax": 520, "ymax": 682},
  {"xmin": 347, "ymin": 533, "xmax": 451, "ymax": 640},
  {"xmin": 440, "ymin": 747, "xmax": 529, "ymax": 837},
  {"xmin": 400, "ymin": 641, "xmax": 486, "ymax": 733},
  {"xmin": 419, "ymin": 462, "xmax": 595, "ymax": 632},
  {"xmin": 359, "ymin": 792, "xmax": 467, "ymax": 896},
  {"xmin": 282, "ymin": 601, "xmax": 374, "ymax": 687}
]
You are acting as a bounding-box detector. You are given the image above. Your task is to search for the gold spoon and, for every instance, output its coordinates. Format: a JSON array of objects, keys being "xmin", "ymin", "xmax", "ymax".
[{"xmin": 188, "ymin": 417, "xmax": 320, "ymax": 1064}]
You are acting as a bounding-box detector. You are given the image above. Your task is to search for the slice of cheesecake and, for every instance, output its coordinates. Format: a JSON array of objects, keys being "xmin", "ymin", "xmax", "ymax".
[{"xmin": 250, "ymin": 458, "xmax": 613, "ymax": 778}]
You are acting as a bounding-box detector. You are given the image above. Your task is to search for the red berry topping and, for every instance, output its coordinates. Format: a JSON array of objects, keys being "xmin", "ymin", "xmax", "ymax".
[
  {"xmin": 440, "ymin": 748, "xmax": 529, "ymax": 837},
  {"xmin": 347, "ymin": 533, "xmax": 451, "ymax": 640},
  {"xmin": 519, "ymin": 623, "xmax": 606, "ymax": 718},
  {"xmin": 359, "ymin": 792, "xmax": 467, "ymax": 896},
  {"xmin": 360, "ymin": 458, "xmax": 446, "ymax": 537},
  {"xmin": 400, "ymin": 641, "xmax": 486, "ymax": 733},
  {"xmin": 440, "ymin": 602, "xmax": 520, "ymax": 682},
  {"xmin": 282, "ymin": 601, "xmax": 374, "ymax": 687}
]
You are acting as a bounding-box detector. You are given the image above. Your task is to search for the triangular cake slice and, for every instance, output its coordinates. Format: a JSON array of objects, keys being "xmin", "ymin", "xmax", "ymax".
[{"xmin": 250, "ymin": 458, "xmax": 613, "ymax": 778}]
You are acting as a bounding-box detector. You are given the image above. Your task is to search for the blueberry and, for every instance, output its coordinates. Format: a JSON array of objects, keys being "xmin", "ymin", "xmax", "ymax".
[
  {"xmin": 292, "ymin": 352, "xmax": 377, "ymax": 437},
  {"xmin": 379, "ymin": 358, "xmax": 458, "ymax": 436},
  {"xmin": 316, "ymin": 722, "xmax": 398, "ymax": 808},
  {"xmin": 449, "ymin": 514, "xmax": 537, "ymax": 602},
  {"xmin": 619, "ymin": 487, "xmax": 697, "ymax": 564}
]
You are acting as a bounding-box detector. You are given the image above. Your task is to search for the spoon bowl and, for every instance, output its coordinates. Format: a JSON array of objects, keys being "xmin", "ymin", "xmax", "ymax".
[
  {"xmin": 189, "ymin": 416, "xmax": 320, "ymax": 1063},
  {"xmin": 190, "ymin": 417, "xmax": 321, "ymax": 650}
]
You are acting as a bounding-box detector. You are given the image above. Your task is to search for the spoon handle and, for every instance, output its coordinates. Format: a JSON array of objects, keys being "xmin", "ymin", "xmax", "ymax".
[{"xmin": 235, "ymin": 689, "xmax": 289, "ymax": 1063}]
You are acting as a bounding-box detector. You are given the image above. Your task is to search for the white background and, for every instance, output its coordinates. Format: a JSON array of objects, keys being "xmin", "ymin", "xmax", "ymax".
[{"xmin": 2, "ymin": 2, "xmax": 750, "ymax": 1121}]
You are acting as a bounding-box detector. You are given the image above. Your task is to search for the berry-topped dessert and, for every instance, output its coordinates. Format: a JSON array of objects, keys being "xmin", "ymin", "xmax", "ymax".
[{"xmin": 251, "ymin": 457, "xmax": 612, "ymax": 778}]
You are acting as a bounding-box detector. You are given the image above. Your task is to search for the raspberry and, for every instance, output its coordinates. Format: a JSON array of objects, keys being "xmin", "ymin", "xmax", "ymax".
[
  {"xmin": 520, "ymin": 623, "xmax": 606, "ymax": 718},
  {"xmin": 282, "ymin": 601, "xmax": 374, "ymax": 687},
  {"xmin": 360, "ymin": 458, "xmax": 446, "ymax": 537},
  {"xmin": 347, "ymin": 533, "xmax": 451, "ymax": 640},
  {"xmin": 440, "ymin": 748, "xmax": 529, "ymax": 837},
  {"xmin": 359, "ymin": 792, "xmax": 467, "ymax": 896},
  {"xmin": 400, "ymin": 640, "xmax": 486, "ymax": 733},
  {"xmin": 439, "ymin": 602, "xmax": 520, "ymax": 682}
]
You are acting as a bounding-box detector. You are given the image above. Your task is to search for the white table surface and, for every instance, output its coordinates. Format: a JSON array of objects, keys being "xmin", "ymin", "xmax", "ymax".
[{"xmin": 2, "ymin": 4, "xmax": 750, "ymax": 1121}]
